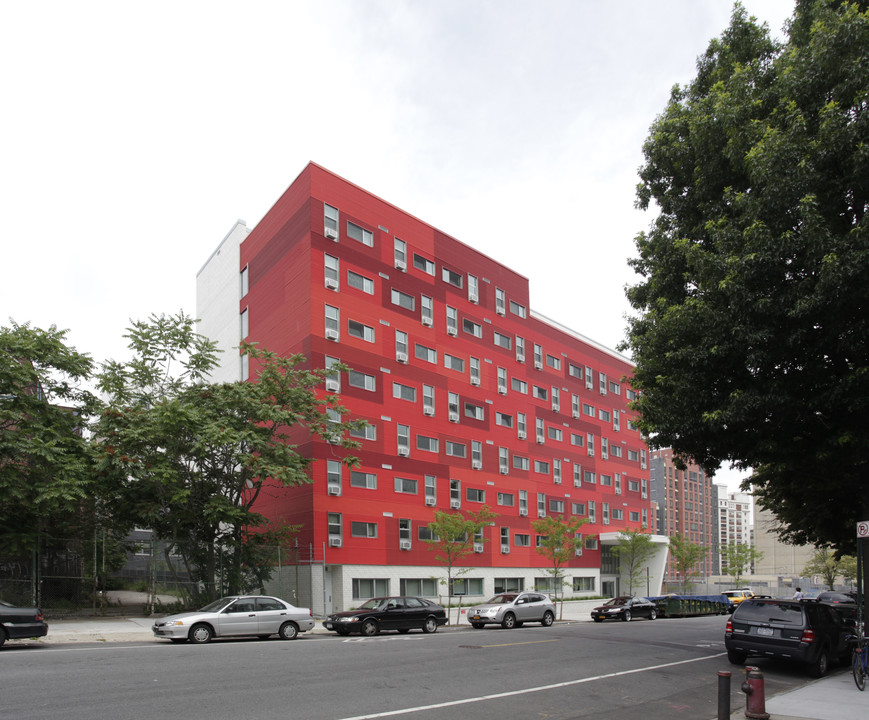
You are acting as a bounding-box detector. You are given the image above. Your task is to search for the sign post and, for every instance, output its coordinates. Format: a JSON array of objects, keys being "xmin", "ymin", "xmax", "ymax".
[{"xmin": 858, "ymin": 522, "xmax": 868, "ymax": 628}]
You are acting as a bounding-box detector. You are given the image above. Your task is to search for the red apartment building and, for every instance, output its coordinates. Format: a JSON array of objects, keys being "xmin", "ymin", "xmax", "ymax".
[{"xmin": 197, "ymin": 163, "xmax": 664, "ymax": 614}]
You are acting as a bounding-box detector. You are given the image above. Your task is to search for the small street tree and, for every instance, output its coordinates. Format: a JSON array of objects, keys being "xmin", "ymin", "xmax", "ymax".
[
  {"xmin": 611, "ymin": 529, "xmax": 656, "ymax": 596},
  {"xmin": 423, "ymin": 506, "xmax": 497, "ymax": 624},
  {"xmin": 723, "ymin": 543, "xmax": 763, "ymax": 587},
  {"xmin": 531, "ymin": 514, "xmax": 589, "ymax": 618},
  {"xmin": 802, "ymin": 548, "xmax": 844, "ymax": 591},
  {"xmin": 668, "ymin": 533, "xmax": 708, "ymax": 594}
]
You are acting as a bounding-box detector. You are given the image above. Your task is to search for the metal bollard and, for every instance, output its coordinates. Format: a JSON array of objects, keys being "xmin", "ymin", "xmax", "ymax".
[
  {"xmin": 740, "ymin": 665, "xmax": 770, "ymax": 719},
  {"xmin": 717, "ymin": 670, "xmax": 731, "ymax": 720}
]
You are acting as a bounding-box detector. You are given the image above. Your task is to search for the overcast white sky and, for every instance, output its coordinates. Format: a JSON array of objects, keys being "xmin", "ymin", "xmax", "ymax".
[{"xmin": 2, "ymin": 0, "xmax": 796, "ymax": 487}]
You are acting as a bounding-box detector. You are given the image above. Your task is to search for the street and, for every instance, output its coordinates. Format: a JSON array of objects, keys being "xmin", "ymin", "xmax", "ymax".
[{"xmin": 1, "ymin": 615, "xmax": 820, "ymax": 720}]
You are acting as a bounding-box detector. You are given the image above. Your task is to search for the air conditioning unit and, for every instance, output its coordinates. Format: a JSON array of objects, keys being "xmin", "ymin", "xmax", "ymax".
[
  {"xmin": 472, "ymin": 460, "xmax": 482, "ymax": 470},
  {"xmin": 329, "ymin": 537, "xmax": 342, "ymax": 547},
  {"xmin": 498, "ymin": 386, "xmax": 507, "ymax": 395},
  {"xmin": 496, "ymin": 308, "xmax": 506, "ymax": 316},
  {"xmin": 399, "ymin": 540, "xmax": 412, "ymax": 550},
  {"xmin": 501, "ymin": 545, "xmax": 510, "ymax": 554},
  {"xmin": 449, "ymin": 412, "xmax": 459, "ymax": 423},
  {"xmin": 327, "ymin": 485, "xmax": 341, "ymax": 496},
  {"xmin": 536, "ymin": 435, "xmax": 545, "ymax": 445},
  {"xmin": 325, "ymin": 329, "xmax": 339, "ymax": 341},
  {"xmin": 534, "ymin": 361, "xmax": 543, "ymax": 370},
  {"xmin": 473, "ymin": 543, "xmax": 484, "ymax": 554},
  {"xmin": 450, "ymin": 499, "xmax": 461, "ymax": 509},
  {"xmin": 469, "ymin": 293, "xmax": 478, "ymax": 304},
  {"xmin": 553, "ymin": 404, "xmax": 560, "ymax": 413},
  {"xmin": 396, "ymin": 351, "xmax": 408, "ymax": 364},
  {"xmin": 572, "ymin": 410, "xmax": 580, "ymax": 419},
  {"xmin": 470, "ymin": 377, "xmax": 480, "ymax": 387},
  {"xmin": 447, "ymin": 327, "xmax": 457, "ymax": 336},
  {"xmin": 324, "ymin": 227, "xmax": 338, "ymax": 241},
  {"xmin": 517, "ymin": 430, "xmax": 526, "ymax": 440},
  {"xmin": 538, "ymin": 511, "xmax": 547, "ymax": 518},
  {"xmin": 425, "ymin": 497, "xmax": 436, "ymax": 507},
  {"xmin": 395, "ymin": 259, "xmax": 407, "ymax": 272},
  {"xmin": 575, "ymin": 548, "xmax": 583, "ymax": 557},
  {"xmin": 519, "ymin": 508, "xmax": 528, "ymax": 517},
  {"xmin": 517, "ymin": 356, "xmax": 525, "ymax": 364},
  {"xmin": 325, "ymin": 277, "xmax": 338, "ymax": 290},
  {"xmin": 397, "ymin": 447, "xmax": 409, "ymax": 457},
  {"xmin": 499, "ymin": 466, "xmax": 509, "ymax": 475},
  {"xmin": 553, "ymin": 477, "xmax": 561, "ymax": 485},
  {"xmin": 421, "ymin": 316, "xmax": 433, "ymax": 327},
  {"xmin": 423, "ymin": 407, "xmax": 435, "ymax": 416},
  {"xmin": 325, "ymin": 379, "xmax": 340, "ymax": 392}
]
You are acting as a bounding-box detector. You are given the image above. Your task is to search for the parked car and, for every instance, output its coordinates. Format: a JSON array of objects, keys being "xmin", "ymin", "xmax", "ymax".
[
  {"xmin": 591, "ymin": 596, "xmax": 658, "ymax": 622},
  {"xmin": 725, "ymin": 597, "xmax": 851, "ymax": 677},
  {"xmin": 0, "ymin": 599, "xmax": 49, "ymax": 647},
  {"xmin": 722, "ymin": 589, "xmax": 755, "ymax": 612},
  {"xmin": 152, "ymin": 595, "xmax": 314, "ymax": 644},
  {"xmin": 467, "ymin": 592, "xmax": 555, "ymax": 629},
  {"xmin": 815, "ymin": 591, "xmax": 857, "ymax": 604},
  {"xmin": 322, "ymin": 596, "xmax": 447, "ymax": 636}
]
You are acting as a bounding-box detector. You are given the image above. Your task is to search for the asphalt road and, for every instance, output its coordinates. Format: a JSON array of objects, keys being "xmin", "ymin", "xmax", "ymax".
[{"xmin": 1, "ymin": 615, "xmax": 817, "ymax": 720}]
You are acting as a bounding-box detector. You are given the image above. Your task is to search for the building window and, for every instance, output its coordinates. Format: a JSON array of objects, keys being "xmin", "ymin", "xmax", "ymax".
[
  {"xmin": 350, "ymin": 471, "xmax": 377, "ymax": 489},
  {"xmin": 513, "ymin": 534, "xmax": 530, "ymax": 548},
  {"xmin": 494, "ymin": 332, "xmax": 512, "ymax": 350},
  {"xmin": 553, "ymin": 459, "xmax": 562, "ymax": 484},
  {"xmin": 495, "ymin": 287, "xmax": 506, "ymax": 315},
  {"xmin": 584, "ymin": 403, "xmax": 595, "ymax": 416},
  {"xmin": 348, "ymin": 320, "xmax": 374, "ymax": 342},
  {"xmin": 537, "ymin": 493, "xmax": 546, "ymax": 517},
  {"xmin": 422, "ymin": 384, "xmax": 435, "ymax": 414},
  {"xmin": 466, "ymin": 487, "xmax": 485, "ymax": 503},
  {"xmin": 391, "ymin": 288, "xmax": 415, "ymax": 311},
  {"xmin": 509, "ymin": 300, "xmax": 526, "ymax": 318},
  {"xmin": 587, "ymin": 433, "xmax": 595, "ymax": 457},
  {"xmin": 415, "ymin": 343, "xmax": 437, "ymax": 363},
  {"xmin": 464, "ymin": 402, "xmax": 484, "ymax": 421},
  {"xmin": 350, "ymin": 423, "xmax": 377, "ymax": 440},
  {"xmin": 324, "ymin": 203, "xmax": 339, "ymax": 237},
  {"xmin": 442, "ymin": 267, "xmax": 463, "ymax": 288},
  {"xmin": 396, "ymin": 330, "xmax": 409, "ymax": 359},
  {"xmin": 352, "ymin": 578, "xmax": 388, "ymax": 599},
  {"xmin": 548, "ymin": 499, "xmax": 564, "ymax": 514},
  {"xmin": 497, "ymin": 492, "xmax": 514, "ymax": 506},
  {"xmin": 611, "ymin": 508, "xmax": 624, "ymax": 520},
  {"xmin": 445, "ymin": 441, "xmax": 466, "ymax": 458},
  {"xmin": 470, "ymin": 356, "xmax": 481, "ymax": 385},
  {"xmin": 446, "ymin": 306, "xmax": 458, "ymax": 334},
  {"xmin": 534, "ymin": 460, "xmax": 550, "ymax": 474},
  {"xmin": 425, "ymin": 475, "xmax": 437, "ymax": 501},
  {"xmin": 401, "ymin": 578, "xmax": 438, "ymax": 596},
  {"xmin": 240, "ymin": 265, "xmax": 249, "ymax": 298},
  {"xmin": 393, "ymin": 382, "xmax": 417, "ymax": 402},
  {"xmin": 397, "ymin": 424, "xmax": 410, "ymax": 454},
  {"xmin": 416, "ymin": 435, "xmax": 439, "ymax": 453},
  {"xmin": 240, "ymin": 308, "xmax": 249, "ymax": 338},
  {"xmin": 518, "ymin": 490, "xmax": 528, "ymax": 516},
  {"xmin": 421, "ymin": 295, "xmax": 433, "ymax": 325},
  {"xmin": 325, "ymin": 304, "xmax": 340, "ymax": 337},
  {"xmin": 394, "ymin": 477, "xmax": 418, "ymax": 494},
  {"xmin": 585, "ymin": 537, "xmax": 598, "ymax": 550},
  {"xmin": 517, "ymin": 413, "xmax": 527, "ymax": 437},
  {"xmin": 324, "ymin": 254, "xmax": 340, "ymax": 288},
  {"xmin": 394, "ymin": 237, "xmax": 407, "ymax": 268},
  {"xmin": 499, "ymin": 447, "xmax": 509, "ymax": 473},
  {"xmin": 413, "ymin": 254, "xmax": 435, "ymax": 275},
  {"xmin": 451, "ymin": 578, "xmax": 483, "ymax": 596},
  {"xmin": 472, "ymin": 440, "xmax": 482, "ymax": 466},
  {"xmin": 240, "ymin": 352, "xmax": 249, "ymax": 381},
  {"xmin": 328, "ymin": 512, "xmax": 341, "ymax": 536},
  {"xmin": 584, "ymin": 471, "xmax": 597, "ymax": 484},
  {"xmin": 532, "ymin": 385, "xmax": 548, "ymax": 401},
  {"xmin": 601, "ymin": 437, "xmax": 609, "ymax": 460},
  {"xmin": 450, "ymin": 479, "xmax": 461, "ymax": 506},
  {"xmin": 572, "ymin": 502, "xmax": 586, "ymax": 515},
  {"xmin": 585, "ymin": 366, "xmax": 594, "ymax": 390},
  {"xmin": 351, "ymin": 522, "xmax": 378, "ymax": 538},
  {"xmin": 349, "ymin": 371, "xmax": 376, "ymax": 391},
  {"xmin": 467, "ymin": 274, "xmax": 479, "ymax": 303},
  {"xmin": 599, "ymin": 373, "xmax": 608, "ymax": 395},
  {"xmin": 513, "ymin": 455, "xmax": 529, "ymax": 471},
  {"xmin": 546, "ymin": 354, "xmax": 561, "ymax": 370},
  {"xmin": 463, "ymin": 318, "xmax": 482, "ymax": 337},
  {"xmin": 609, "ymin": 380, "xmax": 621, "ymax": 395},
  {"xmin": 511, "ymin": 377, "xmax": 528, "ymax": 394},
  {"xmin": 444, "ymin": 354, "xmax": 465, "ymax": 372},
  {"xmin": 496, "ymin": 412, "xmax": 513, "ymax": 428},
  {"xmin": 573, "ymin": 577, "xmax": 595, "ymax": 592},
  {"xmin": 568, "ymin": 363, "xmax": 582, "ymax": 380},
  {"xmin": 347, "ymin": 221, "xmax": 373, "ymax": 247},
  {"xmin": 515, "ymin": 336, "xmax": 525, "ymax": 363},
  {"xmin": 598, "ymin": 409, "xmax": 611, "ymax": 422}
]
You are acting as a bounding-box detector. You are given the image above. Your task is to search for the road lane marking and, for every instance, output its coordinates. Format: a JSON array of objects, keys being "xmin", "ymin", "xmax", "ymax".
[
  {"xmin": 478, "ymin": 639, "xmax": 559, "ymax": 648},
  {"xmin": 336, "ymin": 653, "xmax": 727, "ymax": 720}
]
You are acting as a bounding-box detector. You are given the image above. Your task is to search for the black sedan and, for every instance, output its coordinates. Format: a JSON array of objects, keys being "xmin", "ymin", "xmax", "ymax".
[
  {"xmin": 1, "ymin": 599, "xmax": 49, "ymax": 647},
  {"xmin": 322, "ymin": 596, "xmax": 447, "ymax": 636},
  {"xmin": 591, "ymin": 596, "xmax": 658, "ymax": 622}
]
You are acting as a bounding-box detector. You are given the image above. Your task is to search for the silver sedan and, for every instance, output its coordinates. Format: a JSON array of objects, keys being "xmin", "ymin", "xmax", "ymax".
[
  {"xmin": 467, "ymin": 592, "xmax": 556, "ymax": 629},
  {"xmin": 152, "ymin": 595, "xmax": 315, "ymax": 644}
]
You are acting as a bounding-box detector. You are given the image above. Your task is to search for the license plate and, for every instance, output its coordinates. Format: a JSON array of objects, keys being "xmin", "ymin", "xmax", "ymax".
[
  {"xmin": 471, "ymin": 615, "xmax": 480, "ymax": 621},
  {"xmin": 757, "ymin": 627, "xmax": 774, "ymax": 636}
]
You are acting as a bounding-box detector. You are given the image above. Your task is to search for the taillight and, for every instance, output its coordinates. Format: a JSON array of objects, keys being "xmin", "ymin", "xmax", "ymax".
[
  {"xmin": 36, "ymin": 611, "xmax": 44, "ymax": 621},
  {"xmin": 725, "ymin": 619, "xmax": 732, "ymax": 635},
  {"xmin": 801, "ymin": 628, "xmax": 816, "ymax": 643}
]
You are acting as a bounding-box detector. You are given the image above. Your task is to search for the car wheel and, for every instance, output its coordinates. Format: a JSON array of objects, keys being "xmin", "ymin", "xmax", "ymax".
[
  {"xmin": 335, "ymin": 627, "xmax": 351, "ymax": 636},
  {"xmin": 398, "ymin": 628, "xmax": 411, "ymax": 634},
  {"xmin": 622, "ymin": 611, "xmax": 632, "ymax": 622},
  {"xmin": 501, "ymin": 612, "xmax": 516, "ymax": 629},
  {"xmin": 808, "ymin": 647, "xmax": 830, "ymax": 678},
  {"xmin": 471, "ymin": 622, "xmax": 485, "ymax": 629},
  {"xmin": 189, "ymin": 623, "xmax": 213, "ymax": 644},
  {"xmin": 648, "ymin": 609, "xmax": 657, "ymax": 620},
  {"xmin": 361, "ymin": 619, "xmax": 379, "ymax": 637},
  {"xmin": 541, "ymin": 611, "xmax": 554, "ymax": 627},
  {"xmin": 727, "ymin": 649, "xmax": 747, "ymax": 665},
  {"xmin": 422, "ymin": 617, "xmax": 438, "ymax": 634},
  {"xmin": 279, "ymin": 622, "xmax": 299, "ymax": 640}
]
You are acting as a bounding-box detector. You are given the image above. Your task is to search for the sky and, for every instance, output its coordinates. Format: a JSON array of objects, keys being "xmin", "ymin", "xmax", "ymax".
[{"xmin": 1, "ymin": 0, "xmax": 798, "ymax": 488}]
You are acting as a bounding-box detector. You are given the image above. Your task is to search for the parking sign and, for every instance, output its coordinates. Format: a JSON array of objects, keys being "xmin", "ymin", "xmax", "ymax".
[{"xmin": 858, "ymin": 521, "xmax": 869, "ymax": 538}]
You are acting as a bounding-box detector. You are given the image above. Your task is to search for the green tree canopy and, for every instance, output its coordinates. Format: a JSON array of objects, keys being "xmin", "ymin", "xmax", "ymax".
[
  {"xmin": 723, "ymin": 543, "xmax": 763, "ymax": 586},
  {"xmin": 668, "ymin": 533, "xmax": 708, "ymax": 594},
  {"xmin": 611, "ymin": 529, "xmax": 657, "ymax": 596},
  {"xmin": 94, "ymin": 313, "xmax": 360, "ymax": 604},
  {"xmin": 0, "ymin": 321, "xmax": 98, "ymax": 553},
  {"xmin": 624, "ymin": 1, "xmax": 869, "ymax": 555},
  {"xmin": 802, "ymin": 547, "xmax": 847, "ymax": 590},
  {"xmin": 532, "ymin": 514, "xmax": 590, "ymax": 617}
]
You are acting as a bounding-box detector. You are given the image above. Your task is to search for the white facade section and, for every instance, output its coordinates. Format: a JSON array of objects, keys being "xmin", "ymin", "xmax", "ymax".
[{"xmin": 196, "ymin": 220, "xmax": 249, "ymax": 383}]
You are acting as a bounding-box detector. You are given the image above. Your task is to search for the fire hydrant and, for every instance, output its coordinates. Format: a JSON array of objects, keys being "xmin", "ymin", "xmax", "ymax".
[{"xmin": 740, "ymin": 666, "xmax": 770, "ymax": 719}]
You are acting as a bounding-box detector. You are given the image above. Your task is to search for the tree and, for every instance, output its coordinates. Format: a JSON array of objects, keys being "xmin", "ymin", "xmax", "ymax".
[
  {"xmin": 611, "ymin": 529, "xmax": 657, "ymax": 596},
  {"xmin": 94, "ymin": 313, "xmax": 361, "ymax": 604},
  {"xmin": 838, "ymin": 555, "xmax": 859, "ymax": 587},
  {"xmin": 623, "ymin": 1, "xmax": 869, "ymax": 566},
  {"xmin": 423, "ymin": 506, "xmax": 497, "ymax": 624},
  {"xmin": 802, "ymin": 547, "xmax": 845, "ymax": 590},
  {"xmin": 0, "ymin": 321, "xmax": 98, "ymax": 554},
  {"xmin": 668, "ymin": 533, "xmax": 708, "ymax": 594},
  {"xmin": 531, "ymin": 514, "xmax": 589, "ymax": 617},
  {"xmin": 723, "ymin": 543, "xmax": 763, "ymax": 587}
]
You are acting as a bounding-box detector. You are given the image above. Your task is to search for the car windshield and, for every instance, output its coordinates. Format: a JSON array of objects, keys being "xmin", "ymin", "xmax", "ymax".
[
  {"xmin": 737, "ymin": 601, "xmax": 804, "ymax": 624},
  {"xmin": 602, "ymin": 596, "xmax": 632, "ymax": 607},
  {"xmin": 358, "ymin": 598, "xmax": 387, "ymax": 610},
  {"xmin": 199, "ymin": 597, "xmax": 237, "ymax": 613},
  {"xmin": 485, "ymin": 594, "xmax": 517, "ymax": 604}
]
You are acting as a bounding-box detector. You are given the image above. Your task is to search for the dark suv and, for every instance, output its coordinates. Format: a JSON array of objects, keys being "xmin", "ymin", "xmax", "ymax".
[{"xmin": 725, "ymin": 598, "xmax": 851, "ymax": 677}]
